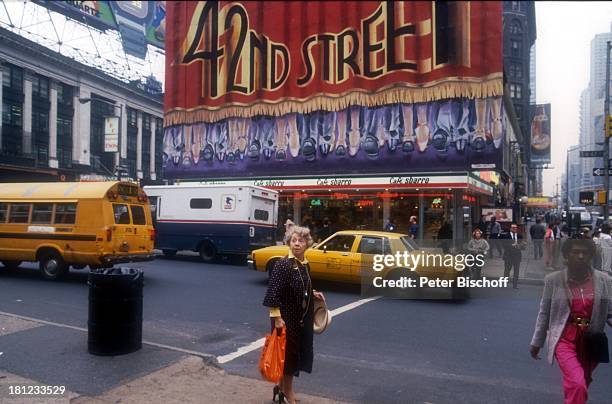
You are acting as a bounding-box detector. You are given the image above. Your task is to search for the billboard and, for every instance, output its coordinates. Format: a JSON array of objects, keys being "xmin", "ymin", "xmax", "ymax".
[
  {"xmin": 481, "ymin": 208, "xmax": 513, "ymax": 223},
  {"xmin": 104, "ymin": 116, "xmax": 119, "ymax": 152},
  {"xmin": 33, "ymin": 1, "xmax": 166, "ymax": 56},
  {"xmin": 529, "ymin": 103, "xmax": 551, "ymax": 166},
  {"xmin": 162, "ymin": 97, "xmax": 505, "ymax": 178},
  {"xmin": 33, "ymin": 1, "xmax": 117, "ymax": 31},
  {"xmin": 163, "ymin": 1, "xmax": 503, "ymax": 179}
]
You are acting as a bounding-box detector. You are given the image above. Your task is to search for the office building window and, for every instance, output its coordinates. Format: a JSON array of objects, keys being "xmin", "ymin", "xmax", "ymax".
[
  {"xmin": 510, "ymin": 40, "xmax": 521, "ymax": 57},
  {"xmin": 2, "ymin": 102, "xmax": 23, "ymax": 127},
  {"xmin": 32, "ymin": 75, "xmax": 49, "ymax": 99},
  {"xmin": 509, "ymin": 63, "xmax": 523, "ymax": 79},
  {"xmin": 57, "ymin": 117, "xmax": 73, "ymax": 168},
  {"xmin": 510, "ymin": 84, "xmax": 522, "ymax": 99},
  {"xmin": 2, "ymin": 64, "xmax": 23, "ymax": 91},
  {"xmin": 128, "ymin": 108, "xmax": 137, "ymax": 127},
  {"xmin": 32, "ymin": 110, "xmax": 49, "ymax": 133},
  {"xmin": 509, "ymin": 21, "xmax": 522, "ymax": 35},
  {"xmin": 57, "ymin": 83, "xmax": 73, "ymax": 106}
]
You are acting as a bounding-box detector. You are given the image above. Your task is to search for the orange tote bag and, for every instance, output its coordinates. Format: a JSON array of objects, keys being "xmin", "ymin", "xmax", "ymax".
[{"xmin": 259, "ymin": 327, "xmax": 286, "ymax": 383}]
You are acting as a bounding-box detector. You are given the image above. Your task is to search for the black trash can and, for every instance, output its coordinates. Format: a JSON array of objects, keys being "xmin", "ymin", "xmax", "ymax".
[{"xmin": 88, "ymin": 267, "xmax": 143, "ymax": 356}]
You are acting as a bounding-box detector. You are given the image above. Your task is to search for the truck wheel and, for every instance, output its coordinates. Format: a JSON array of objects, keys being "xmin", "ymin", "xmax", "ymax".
[
  {"xmin": 39, "ymin": 251, "xmax": 68, "ymax": 280},
  {"xmin": 199, "ymin": 242, "xmax": 216, "ymax": 263},
  {"xmin": 2, "ymin": 260, "xmax": 22, "ymax": 270},
  {"xmin": 162, "ymin": 249, "xmax": 177, "ymax": 257}
]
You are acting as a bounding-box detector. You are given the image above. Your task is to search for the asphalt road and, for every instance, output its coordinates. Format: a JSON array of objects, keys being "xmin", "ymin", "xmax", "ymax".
[{"xmin": 0, "ymin": 256, "xmax": 611, "ymax": 403}]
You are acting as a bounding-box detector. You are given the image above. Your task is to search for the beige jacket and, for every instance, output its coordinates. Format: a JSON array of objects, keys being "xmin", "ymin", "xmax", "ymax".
[{"xmin": 530, "ymin": 269, "xmax": 612, "ymax": 364}]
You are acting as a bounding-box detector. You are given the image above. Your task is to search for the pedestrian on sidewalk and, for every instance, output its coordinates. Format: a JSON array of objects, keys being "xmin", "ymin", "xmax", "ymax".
[
  {"xmin": 467, "ymin": 229, "xmax": 489, "ymax": 278},
  {"xmin": 384, "ymin": 218, "xmax": 397, "ymax": 232},
  {"xmin": 530, "ymin": 218, "xmax": 546, "ymax": 260},
  {"xmin": 409, "ymin": 216, "xmax": 418, "ymax": 239},
  {"xmin": 263, "ymin": 225, "xmax": 325, "ymax": 404},
  {"xmin": 544, "ymin": 223, "xmax": 555, "ymax": 268},
  {"xmin": 529, "ymin": 238, "xmax": 612, "ymax": 404},
  {"xmin": 437, "ymin": 218, "xmax": 453, "ymax": 254},
  {"xmin": 591, "ymin": 228, "xmax": 602, "ymax": 270},
  {"xmin": 487, "ymin": 217, "xmax": 502, "ymax": 258},
  {"xmin": 552, "ymin": 220, "xmax": 565, "ymax": 269},
  {"xmin": 597, "ymin": 224, "xmax": 612, "ymax": 275},
  {"xmin": 500, "ymin": 223, "xmax": 525, "ymax": 289}
]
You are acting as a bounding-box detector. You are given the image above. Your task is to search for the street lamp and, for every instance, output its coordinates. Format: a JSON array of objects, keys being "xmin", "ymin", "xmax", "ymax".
[{"xmin": 79, "ymin": 97, "xmax": 124, "ymax": 180}]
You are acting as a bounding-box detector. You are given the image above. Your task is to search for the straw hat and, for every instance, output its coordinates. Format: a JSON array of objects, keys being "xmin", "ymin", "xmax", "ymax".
[{"xmin": 313, "ymin": 297, "xmax": 332, "ymax": 334}]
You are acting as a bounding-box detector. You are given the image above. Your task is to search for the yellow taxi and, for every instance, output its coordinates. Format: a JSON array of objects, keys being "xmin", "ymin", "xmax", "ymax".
[{"xmin": 248, "ymin": 230, "xmax": 468, "ymax": 299}]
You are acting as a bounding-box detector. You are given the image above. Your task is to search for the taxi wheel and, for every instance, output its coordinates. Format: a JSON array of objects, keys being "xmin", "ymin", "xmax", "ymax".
[
  {"xmin": 386, "ymin": 269, "xmax": 420, "ymax": 299},
  {"xmin": 2, "ymin": 260, "xmax": 22, "ymax": 270},
  {"xmin": 39, "ymin": 251, "xmax": 68, "ymax": 280},
  {"xmin": 199, "ymin": 241, "xmax": 216, "ymax": 263}
]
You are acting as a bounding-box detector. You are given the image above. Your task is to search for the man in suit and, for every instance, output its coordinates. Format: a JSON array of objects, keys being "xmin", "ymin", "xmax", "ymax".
[{"xmin": 501, "ymin": 223, "xmax": 525, "ymax": 289}]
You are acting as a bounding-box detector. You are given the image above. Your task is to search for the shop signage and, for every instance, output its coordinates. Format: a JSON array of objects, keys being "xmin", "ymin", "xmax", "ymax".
[
  {"xmin": 185, "ymin": 174, "xmax": 492, "ymax": 194},
  {"xmin": 311, "ymin": 199, "xmax": 322, "ymax": 206},
  {"xmin": 579, "ymin": 192, "xmax": 594, "ymax": 206},
  {"xmin": 163, "ymin": 1, "xmax": 504, "ymax": 180}
]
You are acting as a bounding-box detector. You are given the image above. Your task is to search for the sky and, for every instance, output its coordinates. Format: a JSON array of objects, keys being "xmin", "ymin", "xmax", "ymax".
[{"xmin": 536, "ymin": 2, "xmax": 612, "ymax": 196}]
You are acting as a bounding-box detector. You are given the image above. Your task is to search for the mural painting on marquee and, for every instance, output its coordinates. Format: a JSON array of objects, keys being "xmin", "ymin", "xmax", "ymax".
[{"xmin": 162, "ymin": 1, "xmax": 504, "ymax": 179}]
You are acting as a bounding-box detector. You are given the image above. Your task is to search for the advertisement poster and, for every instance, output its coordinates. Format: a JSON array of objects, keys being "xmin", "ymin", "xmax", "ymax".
[
  {"xmin": 163, "ymin": 1, "xmax": 503, "ymax": 179},
  {"xmin": 529, "ymin": 103, "xmax": 551, "ymax": 165},
  {"xmin": 481, "ymin": 208, "xmax": 513, "ymax": 223}
]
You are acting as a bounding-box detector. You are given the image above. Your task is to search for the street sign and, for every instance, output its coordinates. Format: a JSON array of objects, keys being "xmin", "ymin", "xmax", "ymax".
[
  {"xmin": 579, "ymin": 191, "xmax": 594, "ymax": 205},
  {"xmin": 580, "ymin": 150, "xmax": 604, "ymax": 158},
  {"xmin": 592, "ymin": 168, "xmax": 612, "ymax": 176}
]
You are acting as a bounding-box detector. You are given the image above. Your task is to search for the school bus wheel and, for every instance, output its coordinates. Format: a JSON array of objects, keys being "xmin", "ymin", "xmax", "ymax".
[
  {"xmin": 37, "ymin": 249, "xmax": 68, "ymax": 280},
  {"xmin": 198, "ymin": 241, "xmax": 216, "ymax": 263},
  {"xmin": 1, "ymin": 261, "xmax": 22, "ymax": 270}
]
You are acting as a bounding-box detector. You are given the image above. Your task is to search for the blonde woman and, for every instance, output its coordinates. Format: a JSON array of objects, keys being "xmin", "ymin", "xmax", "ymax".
[{"xmin": 263, "ymin": 226, "xmax": 325, "ymax": 404}]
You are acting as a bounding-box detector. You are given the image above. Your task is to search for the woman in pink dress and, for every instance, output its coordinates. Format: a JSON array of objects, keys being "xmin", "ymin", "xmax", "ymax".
[{"xmin": 530, "ymin": 238, "xmax": 612, "ymax": 404}]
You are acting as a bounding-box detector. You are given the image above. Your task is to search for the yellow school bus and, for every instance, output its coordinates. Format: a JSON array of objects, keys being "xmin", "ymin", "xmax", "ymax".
[{"xmin": 0, "ymin": 181, "xmax": 155, "ymax": 280}]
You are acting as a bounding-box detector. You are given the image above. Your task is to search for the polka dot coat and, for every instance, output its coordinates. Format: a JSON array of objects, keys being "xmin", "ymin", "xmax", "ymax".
[{"xmin": 263, "ymin": 257, "xmax": 314, "ymax": 376}]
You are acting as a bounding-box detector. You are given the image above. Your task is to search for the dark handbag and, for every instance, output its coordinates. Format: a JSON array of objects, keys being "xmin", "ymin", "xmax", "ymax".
[{"xmin": 584, "ymin": 331, "xmax": 610, "ymax": 363}]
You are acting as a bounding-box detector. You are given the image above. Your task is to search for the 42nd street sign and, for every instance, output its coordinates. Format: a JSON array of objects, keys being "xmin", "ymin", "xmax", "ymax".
[
  {"xmin": 592, "ymin": 167, "xmax": 612, "ymax": 176},
  {"xmin": 581, "ymin": 150, "xmax": 604, "ymax": 158}
]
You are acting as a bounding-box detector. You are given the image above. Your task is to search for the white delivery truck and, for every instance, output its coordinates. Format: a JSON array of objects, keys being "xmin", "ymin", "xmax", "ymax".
[{"xmin": 144, "ymin": 184, "xmax": 278, "ymax": 261}]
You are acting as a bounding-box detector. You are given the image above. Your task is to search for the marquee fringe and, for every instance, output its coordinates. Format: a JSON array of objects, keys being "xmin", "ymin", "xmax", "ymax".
[{"xmin": 164, "ymin": 78, "xmax": 503, "ymax": 126}]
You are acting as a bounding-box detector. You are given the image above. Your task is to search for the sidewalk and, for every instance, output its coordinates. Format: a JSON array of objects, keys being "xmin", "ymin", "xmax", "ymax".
[
  {"xmin": 1, "ymin": 356, "xmax": 347, "ymax": 404},
  {"xmin": 481, "ymin": 252, "xmax": 557, "ymax": 286}
]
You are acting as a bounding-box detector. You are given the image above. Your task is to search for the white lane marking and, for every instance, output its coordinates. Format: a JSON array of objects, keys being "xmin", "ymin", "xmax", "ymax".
[
  {"xmin": 216, "ymin": 296, "xmax": 380, "ymax": 364},
  {"xmin": 0, "ymin": 310, "xmax": 214, "ymax": 361}
]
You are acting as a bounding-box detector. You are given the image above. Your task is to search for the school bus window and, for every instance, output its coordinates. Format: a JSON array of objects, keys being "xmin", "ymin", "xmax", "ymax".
[
  {"xmin": 31, "ymin": 203, "xmax": 53, "ymax": 224},
  {"xmin": 113, "ymin": 204, "xmax": 131, "ymax": 224},
  {"xmin": 130, "ymin": 205, "xmax": 146, "ymax": 225},
  {"xmin": 54, "ymin": 203, "xmax": 77, "ymax": 224},
  {"xmin": 254, "ymin": 209, "xmax": 269, "ymax": 221},
  {"xmin": 0, "ymin": 202, "xmax": 7, "ymax": 222},
  {"xmin": 8, "ymin": 203, "xmax": 30, "ymax": 223}
]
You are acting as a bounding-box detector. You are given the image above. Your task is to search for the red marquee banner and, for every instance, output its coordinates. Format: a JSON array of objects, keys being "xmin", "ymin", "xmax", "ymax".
[{"xmin": 165, "ymin": 1, "xmax": 502, "ymax": 125}]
